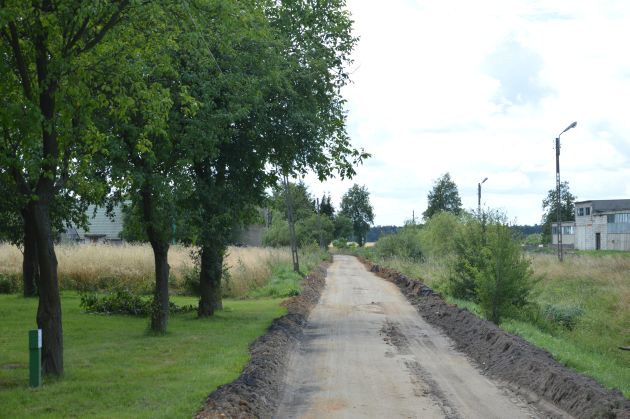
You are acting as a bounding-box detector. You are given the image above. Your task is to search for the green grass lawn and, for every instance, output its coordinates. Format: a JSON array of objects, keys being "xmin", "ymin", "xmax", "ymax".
[{"xmin": 0, "ymin": 293, "xmax": 285, "ymax": 418}]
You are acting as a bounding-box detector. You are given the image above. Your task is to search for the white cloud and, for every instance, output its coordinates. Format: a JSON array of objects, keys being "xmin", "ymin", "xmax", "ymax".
[{"xmin": 306, "ymin": 0, "xmax": 630, "ymax": 226}]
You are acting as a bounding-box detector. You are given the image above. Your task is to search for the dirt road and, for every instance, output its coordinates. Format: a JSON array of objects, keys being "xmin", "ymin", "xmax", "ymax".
[{"xmin": 275, "ymin": 255, "xmax": 557, "ymax": 419}]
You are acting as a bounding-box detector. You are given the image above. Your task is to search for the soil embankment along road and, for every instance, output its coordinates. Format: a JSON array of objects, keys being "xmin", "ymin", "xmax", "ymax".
[{"xmin": 276, "ymin": 255, "xmax": 566, "ymax": 419}]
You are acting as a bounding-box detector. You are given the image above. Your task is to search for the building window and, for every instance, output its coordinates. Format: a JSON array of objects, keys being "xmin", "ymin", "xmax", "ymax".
[
  {"xmin": 577, "ymin": 207, "xmax": 584, "ymax": 216},
  {"xmin": 607, "ymin": 213, "xmax": 630, "ymax": 234},
  {"xmin": 615, "ymin": 213, "xmax": 630, "ymax": 223},
  {"xmin": 585, "ymin": 207, "xmax": 590, "ymax": 215},
  {"xmin": 552, "ymin": 226, "xmax": 574, "ymax": 235}
]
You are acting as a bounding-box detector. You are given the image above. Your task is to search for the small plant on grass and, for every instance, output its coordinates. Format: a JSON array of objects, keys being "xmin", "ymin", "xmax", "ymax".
[{"xmin": 542, "ymin": 304, "xmax": 584, "ymax": 330}]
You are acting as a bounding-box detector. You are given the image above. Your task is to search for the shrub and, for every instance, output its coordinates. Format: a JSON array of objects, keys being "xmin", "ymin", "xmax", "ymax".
[
  {"xmin": 475, "ymin": 223, "xmax": 534, "ymax": 324},
  {"xmin": 0, "ymin": 274, "xmax": 20, "ymax": 294},
  {"xmin": 374, "ymin": 226, "xmax": 423, "ymax": 261},
  {"xmin": 332, "ymin": 238, "xmax": 348, "ymax": 249},
  {"xmin": 542, "ymin": 304, "xmax": 584, "ymax": 330},
  {"xmin": 182, "ymin": 267, "xmax": 201, "ymax": 296},
  {"xmin": 80, "ymin": 290, "xmax": 195, "ymax": 316},
  {"xmin": 418, "ymin": 211, "xmax": 460, "ymax": 259},
  {"xmin": 448, "ymin": 215, "xmax": 487, "ymax": 300}
]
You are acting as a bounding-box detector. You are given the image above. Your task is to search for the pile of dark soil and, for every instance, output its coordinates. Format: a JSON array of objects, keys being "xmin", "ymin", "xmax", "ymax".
[
  {"xmin": 195, "ymin": 264, "xmax": 328, "ymax": 419},
  {"xmin": 364, "ymin": 259, "xmax": 630, "ymax": 419}
]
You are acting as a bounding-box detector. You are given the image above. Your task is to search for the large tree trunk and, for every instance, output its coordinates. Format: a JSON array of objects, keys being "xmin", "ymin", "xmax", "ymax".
[
  {"xmin": 32, "ymin": 201, "xmax": 63, "ymax": 376},
  {"xmin": 141, "ymin": 181, "xmax": 170, "ymax": 334},
  {"xmin": 22, "ymin": 207, "xmax": 39, "ymax": 297},
  {"xmin": 198, "ymin": 242, "xmax": 224, "ymax": 317},
  {"xmin": 149, "ymin": 240, "xmax": 170, "ymax": 333}
]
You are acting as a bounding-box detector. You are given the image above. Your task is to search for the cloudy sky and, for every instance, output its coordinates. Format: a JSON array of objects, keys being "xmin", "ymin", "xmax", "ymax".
[{"xmin": 305, "ymin": 0, "xmax": 630, "ymax": 226}]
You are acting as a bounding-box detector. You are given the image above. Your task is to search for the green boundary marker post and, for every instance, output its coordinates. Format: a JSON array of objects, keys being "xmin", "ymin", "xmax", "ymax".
[{"xmin": 29, "ymin": 329, "xmax": 42, "ymax": 388}]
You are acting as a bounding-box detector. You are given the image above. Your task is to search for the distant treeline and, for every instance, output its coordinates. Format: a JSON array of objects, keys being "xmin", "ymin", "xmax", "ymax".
[
  {"xmin": 367, "ymin": 224, "xmax": 541, "ymax": 243},
  {"xmin": 511, "ymin": 224, "xmax": 542, "ymax": 236},
  {"xmin": 367, "ymin": 226, "xmax": 401, "ymax": 242}
]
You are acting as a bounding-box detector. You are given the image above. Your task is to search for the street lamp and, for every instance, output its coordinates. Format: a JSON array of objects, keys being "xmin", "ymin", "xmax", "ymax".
[
  {"xmin": 556, "ymin": 121, "xmax": 577, "ymax": 262},
  {"xmin": 478, "ymin": 177, "xmax": 488, "ymax": 215}
]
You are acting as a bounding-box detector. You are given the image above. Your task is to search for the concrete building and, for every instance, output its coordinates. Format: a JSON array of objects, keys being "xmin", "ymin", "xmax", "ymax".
[{"xmin": 552, "ymin": 199, "xmax": 630, "ymax": 251}]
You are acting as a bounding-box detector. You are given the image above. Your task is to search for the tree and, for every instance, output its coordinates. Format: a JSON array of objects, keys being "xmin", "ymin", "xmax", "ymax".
[
  {"xmin": 423, "ymin": 173, "xmax": 462, "ymax": 220},
  {"xmin": 333, "ymin": 214, "xmax": 353, "ymax": 241},
  {"xmin": 181, "ymin": 0, "xmax": 367, "ymax": 316},
  {"xmin": 541, "ymin": 181, "xmax": 576, "ymax": 244},
  {"xmin": 320, "ymin": 193, "xmax": 335, "ymax": 218},
  {"xmin": 269, "ymin": 181, "xmax": 316, "ymax": 222},
  {"xmin": 340, "ymin": 184, "xmax": 374, "ymax": 247},
  {"xmin": 1, "ymin": 0, "xmax": 136, "ymax": 375},
  {"xmin": 475, "ymin": 221, "xmax": 533, "ymax": 324}
]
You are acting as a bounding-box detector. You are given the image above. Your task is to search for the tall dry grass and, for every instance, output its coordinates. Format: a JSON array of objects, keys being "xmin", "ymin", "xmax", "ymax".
[
  {"xmin": 530, "ymin": 253, "xmax": 630, "ymax": 314},
  {"xmin": 0, "ymin": 243, "xmax": 290, "ymax": 296}
]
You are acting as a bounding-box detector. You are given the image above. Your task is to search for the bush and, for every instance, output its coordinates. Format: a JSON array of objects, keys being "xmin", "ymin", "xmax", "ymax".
[
  {"xmin": 475, "ymin": 223, "xmax": 534, "ymax": 324},
  {"xmin": 448, "ymin": 215, "xmax": 486, "ymax": 300},
  {"xmin": 418, "ymin": 211, "xmax": 460, "ymax": 259},
  {"xmin": 80, "ymin": 289, "xmax": 195, "ymax": 316},
  {"xmin": 0, "ymin": 274, "xmax": 20, "ymax": 294},
  {"xmin": 332, "ymin": 238, "xmax": 348, "ymax": 249},
  {"xmin": 182, "ymin": 267, "xmax": 201, "ymax": 296},
  {"xmin": 542, "ymin": 304, "xmax": 584, "ymax": 330},
  {"xmin": 374, "ymin": 226, "xmax": 423, "ymax": 261}
]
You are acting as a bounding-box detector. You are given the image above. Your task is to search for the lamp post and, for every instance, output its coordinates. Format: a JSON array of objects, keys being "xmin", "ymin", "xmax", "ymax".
[
  {"xmin": 555, "ymin": 121, "xmax": 577, "ymax": 262},
  {"xmin": 478, "ymin": 177, "xmax": 488, "ymax": 215}
]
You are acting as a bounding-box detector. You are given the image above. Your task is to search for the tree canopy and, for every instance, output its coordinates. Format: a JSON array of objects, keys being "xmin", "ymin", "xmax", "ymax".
[
  {"xmin": 1, "ymin": 0, "xmax": 366, "ymax": 375},
  {"xmin": 541, "ymin": 181, "xmax": 576, "ymax": 244},
  {"xmin": 340, "ymin": 184, "xmax": 374, "ymax": 247},
  {"xmin": 423, "ymin": 172, "xmax": 462, "ymax": 220}
]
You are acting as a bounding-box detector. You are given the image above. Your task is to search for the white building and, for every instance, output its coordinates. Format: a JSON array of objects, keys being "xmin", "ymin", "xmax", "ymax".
[{"xmin": 552, "ymin": 199, "xmax": 630, "ymax": 251}]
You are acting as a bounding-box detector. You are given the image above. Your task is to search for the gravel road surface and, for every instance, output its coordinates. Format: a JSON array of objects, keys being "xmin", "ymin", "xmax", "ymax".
[{"xmin": 275, "ymin": 255, "xmax": 557, "ymax": 419}]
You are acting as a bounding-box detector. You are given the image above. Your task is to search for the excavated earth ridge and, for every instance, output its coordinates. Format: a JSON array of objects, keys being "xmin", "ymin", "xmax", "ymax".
[{"xmin": 363, "ymin": 259, "xmax": 630, "ymax": 419}]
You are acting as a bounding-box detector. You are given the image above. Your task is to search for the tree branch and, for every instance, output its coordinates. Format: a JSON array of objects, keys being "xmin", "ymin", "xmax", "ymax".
[
  {"xmin": 63, "ymin": 16, "xmax": 89, "ymax": 56},
  {"xmin": 7, "ymin": 22, "xmax": 34, "ymax": 101},
  {"xmin": 78, "ymin": 0, "xmax": 130, "ymax": 55}
]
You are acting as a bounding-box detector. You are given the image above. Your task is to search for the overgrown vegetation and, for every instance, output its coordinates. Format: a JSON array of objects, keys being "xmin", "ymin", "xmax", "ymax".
[{"xmin": 356, "ymin": 213, "xmax": 630, "ymax": 397}]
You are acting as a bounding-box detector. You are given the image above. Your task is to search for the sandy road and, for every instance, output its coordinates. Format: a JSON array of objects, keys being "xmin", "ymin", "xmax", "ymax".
[{"xmin": 275, "ymin": 255, "xmax": 545, "ymax": 419}]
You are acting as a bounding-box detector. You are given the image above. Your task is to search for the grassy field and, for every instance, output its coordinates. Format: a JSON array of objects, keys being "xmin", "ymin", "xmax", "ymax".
[
  {"xmin": 0, "ymin": 243, "xmax": 292, "ymax": 297},
  {"xmin": 0, "ymin": 244, "xmax": 327, "ymax": 418},
  {"xmin": 0, "ymin": 293, "xmax": 285, "ymax": 418},
  {"xmin": 358, "ymin": 249, "xmax": 630, "ymax": 398}
]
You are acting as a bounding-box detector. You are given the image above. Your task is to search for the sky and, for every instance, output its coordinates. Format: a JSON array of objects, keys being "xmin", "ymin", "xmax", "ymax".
[{"xmin": 304, "ymin": 0, "xmax": 630, "ymax": 226}]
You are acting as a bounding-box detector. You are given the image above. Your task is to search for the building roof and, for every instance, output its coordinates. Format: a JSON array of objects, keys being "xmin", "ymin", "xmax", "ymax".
[{"xmin": 575, "ymin": 199, "xmax": 630, "ymax": 213}]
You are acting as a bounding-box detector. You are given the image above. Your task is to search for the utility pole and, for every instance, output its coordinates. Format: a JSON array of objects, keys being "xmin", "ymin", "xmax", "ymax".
[
  {"xmin": 317, "ymin": 198, "xmax": 324, "ymax": 250},
  {"xmin": 555, "ymin": 121, "xmax": 577, "ymax": 262},
  {"xmin": 283, "ymin": 175, "xmax": 299, "ymax": 272},
  {"xmin": 478, "ymin": 177, "xmax": 488, "ymax": 216}
]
